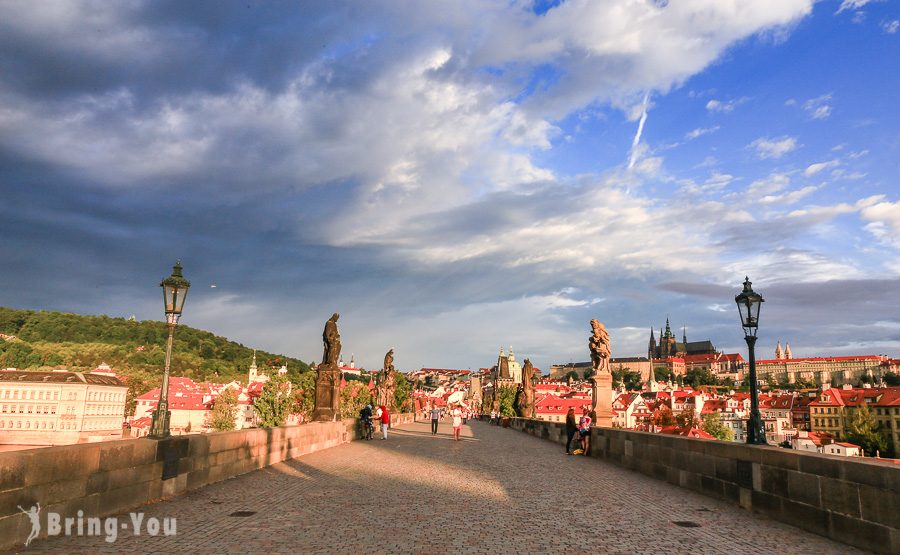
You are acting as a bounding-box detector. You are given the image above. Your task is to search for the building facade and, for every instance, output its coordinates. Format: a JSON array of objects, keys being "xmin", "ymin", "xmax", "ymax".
[{"xmin": 0, "ymin": 369, "xmax": 127, "ymax": 445}]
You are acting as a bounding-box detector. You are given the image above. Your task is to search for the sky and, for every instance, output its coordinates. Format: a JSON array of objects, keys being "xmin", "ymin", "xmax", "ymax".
[{"xmin": 1, "ymin": 0, "xmax": 899, "ymax": 373}]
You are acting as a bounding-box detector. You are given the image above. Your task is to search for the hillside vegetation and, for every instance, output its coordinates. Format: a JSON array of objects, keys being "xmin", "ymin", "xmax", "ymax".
[{"xmin": 0, "ymin": 307, "xmax": 311, "ymax": 383}]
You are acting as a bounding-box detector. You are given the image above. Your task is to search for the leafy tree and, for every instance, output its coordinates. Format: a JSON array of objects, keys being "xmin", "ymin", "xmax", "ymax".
[
  {"xmin": 612, "ymin": 367, "xmax": 643, "ymax": 391},
  {"xmin": 124, "ymin": 376, "xmax": 154, "ymax": 418},
  {"xmin": 882, "ymin": 372, "xmax": 900, "ymax": 387},
  {"xmin": 674, "ymin": 408, "xmax": 700, "ymax": 429},
  {"xmin": 683, "ymin": 367, "xmax": 718, "ymax": 388},
  {"xmin": 392, "ymin": 373, "xmax": 412, "ymax": 413},
  {"xmin": 289, "ymin": 371, "xmax": 316, "ymax": 420},
  {"xmin": 583, "ymin": 367, "xmax": 595, "ymax": 380},
  {"xmin": 565, "ymin": 370, "xmax": 579, "ymax": 381},
  {"xmin": 209, "ymin": 389, "xmax": 238, "ymax": 432},
  {"xmin": 184, "ymin": 421, "xmax": 192, "ymax": 433},
  {"xmin": 340, "ymin": 380, "xmax": 372, "ymax": 420},
  {"xmin": 253, "ymin": 374, "xmax": 295, "ymax": 428},
  {"xmin": 701, "ymin": 412, "xmax": 735, "ymax": 441},
  {"xmin": 650, "ymin": 405, "xmax": 675, "ymax": 427},
  {"xmin": 844, "ymin": 400, "xmax": 890, "ymax": 457},
  {"xmin": 498, "ymin": 384, "xmax": 518, "ymax": 417}
]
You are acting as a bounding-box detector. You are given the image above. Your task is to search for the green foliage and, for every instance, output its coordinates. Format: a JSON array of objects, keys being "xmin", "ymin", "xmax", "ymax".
[
  {"xmin": 393, "ymin": 373, "xmax": 412, "ymax": 413},
  {"xmin": 844, "ymin": 401, "xmax": 891, "ymax": 457},
  {"xmin": 290, "ymin": 371, "xmax": 317, "ymax": 420},
  {"xmin": 252, "ymin": 374, "xmax": 295, "ymax": 428},
  {"xmin": 701, "ymin": 412, "xmax": 735, "ymax": 441},
  {"xmin": 883, "ymin": 372, "xmax": 900, "ymax": 387},
  {"xmin": 0, "ymin": 306, "xmax": 309, "ymax": 385},
  {"xmin": 582, "ymin": 367, "xmax": 595, "ymax": 380},
  {"xmin": 209, "ymin": 389, "xmax": 238, "ymax": 432},
  {"xmin": 650, "ymin": 405, "xmax": 675, "ymax": 427},
  {"xmin": 498, "ymin": 384, "xmax": 518, "ymax": 417},
  {"xmin": 565, "ymin": 370, "xmax": 579, "ymax": 381},
  {"xmin": 612, "ymin": 367, "xmax": 643, "ymax": 391},
  {"xmin": 674, "ymin": 408, "xmax": 700, "ymax": 429},
  {"xmin": 340, "ymin": 380, "xmax": 372, "ymax": 420},
  {"xmin": 683, "ymin": 367, "xmax": 718, "ymax": 388}
]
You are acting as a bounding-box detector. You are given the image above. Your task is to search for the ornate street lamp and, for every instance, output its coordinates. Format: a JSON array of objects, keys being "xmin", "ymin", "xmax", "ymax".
[
  {"xmin": 735, "ymin": 276, "xmax": 766, "ymax": 445},
  {"xmin": 148, "ymin": 261, "xmax": 191, "ymax": 439}
]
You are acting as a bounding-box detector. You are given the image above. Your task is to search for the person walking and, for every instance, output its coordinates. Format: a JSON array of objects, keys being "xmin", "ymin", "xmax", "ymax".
[
  {"xmin": 451, "ymin": 405, "xmax": 463, "ymax": 441},
  {"xmin": 565, "ymin": 407, "xmax": 578, "ymax": 455},
  {"xmin": 430, "ymin": 404, "xmax": 441, "ymax": 435},
  {"xmin": 379, "ymin": 404, "xmax": 390, "ymax": 439},
  {"xmin": 579, "ymin": 407, "xmax": 592, "ymax": 455},
  {"xmin": 490, "ymin": 409, "xmax": 497, "ymax": 425}
]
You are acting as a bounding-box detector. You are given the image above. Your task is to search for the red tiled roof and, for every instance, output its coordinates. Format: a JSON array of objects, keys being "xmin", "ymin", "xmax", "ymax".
[
  {"xmin": 658, "ymin": 426, "xmax": 714, "ymax": 439},
  {"xmin": 758, "ymin": 355, "xmax": 884, "ymax": 364}
]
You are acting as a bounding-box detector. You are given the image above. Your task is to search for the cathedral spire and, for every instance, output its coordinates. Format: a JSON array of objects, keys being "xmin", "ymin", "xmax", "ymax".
[
  {"xmin": 775, "ymin": 341, "xmax": 783, "ymax": 360},
  {"xmin": 785, "ymin": 343, "xmax": 793, "ymax": 360},
  {"xmin": 682, "ymin": 325, "xmax": 687, "ymax": 345},
  {"xmin": 664, "ymin": 317, "xmax": 672, "ymax": 337}
]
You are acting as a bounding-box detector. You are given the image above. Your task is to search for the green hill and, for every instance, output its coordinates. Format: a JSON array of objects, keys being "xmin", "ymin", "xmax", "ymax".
[{"xmin": 0, "ymin": 306, "xmax": 311, "ymax": 384}]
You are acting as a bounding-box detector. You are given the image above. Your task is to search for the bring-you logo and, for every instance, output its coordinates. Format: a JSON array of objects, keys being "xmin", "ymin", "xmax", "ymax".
[{"xmin": 17, "ymin": 503, "xmax": 176, "ymax": 547}]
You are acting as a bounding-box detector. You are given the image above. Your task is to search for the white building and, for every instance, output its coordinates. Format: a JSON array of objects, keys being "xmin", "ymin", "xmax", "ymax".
[{"xmin": 0, "ymin": 368, "xmax": 127, "ymax": 445}]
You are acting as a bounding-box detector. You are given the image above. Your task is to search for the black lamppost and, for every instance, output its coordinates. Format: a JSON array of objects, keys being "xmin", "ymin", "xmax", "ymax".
[
  {"xmin": 735, "ymin": 276, "xmax": 766, "ymax": 445},
  {"xmin": 148, "ymin": 261, "xmax": 191, "ymax": 439}
]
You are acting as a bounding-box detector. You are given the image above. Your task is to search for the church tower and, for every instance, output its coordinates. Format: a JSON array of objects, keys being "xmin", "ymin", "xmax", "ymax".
[
  {"xmin": 775, "ymin": 341, "xmax": 784, "ymax": 360},
  {"xmin": 648, "ymin": 327, "xmax": 657, "ymax": 359},
  {"xmin": 785, "ymin": 343, "xmax": 793, "ymax": 360},
  {"xmin": 248, "ymin": 350, "xmax": 259, "ymax": 382}
]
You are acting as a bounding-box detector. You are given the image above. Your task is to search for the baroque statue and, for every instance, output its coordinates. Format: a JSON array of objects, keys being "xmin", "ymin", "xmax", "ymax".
[
  {"xmin": 322, "ymin": 313, "xmax": 341, "ymax": 366},
  {"xmin": 516, "ymin": 358, "xmax": 536, "ymax": 418},
  {"xmin": 313, "ymin": 313, "xmax": 343, "ymax": 421},
  {"xmin": 589, "ymin": 318, "xmax": 611, "ymax": 375},
  {"xmin": 376, "ymin": 348, "xmax": 397, "ymax": 408}
]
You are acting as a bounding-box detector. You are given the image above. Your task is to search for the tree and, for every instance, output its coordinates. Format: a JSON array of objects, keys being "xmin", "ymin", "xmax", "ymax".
[
  {"xmin": 184, "ymin": 421, "xmax": 192, "ymax": 433},
  {"xmin": 675, "ymin": 408, "xmax": 700, "ymax": 429},
  {"xmin": 683, "ymin": 367, "xmax": 718, "ymax": 388},
  {"xmin": 209, "ymin": 389, "xmax": 238, "ymax": 432},
  {"xmin": 340, "ymin": 380, "xmax": 372, "ymax": 420},
  {"xmin": 253, "ymin": 374, "xmax": 294, "ymax": 428},
  {"xmin": 651, "ymin": 405, "xmax": 675, "ymax": 427},
  {"xmin": 124, "ymin": 377, "xmax": 153, "ymax": 418},
  {"xmin": 289, "ymin": 371, "xmax": 316, "ymax": 420},
  {"xmin": 565, "ymin": 370, "xmax": 579, "ymax": 381},
  {"xmin": 701, "ymin": 412, "xmax": 735, "ymax": 441},
  {"xmin": 392, "ymin": 373, "xmax": 412, "ymax": 413},
  {"xmin": 612, "ymin": 367, "xmax": 643, "ymax": 391},
  {"xmin": 583, "ymin": 367, "xmax": 595, "ymax": 380},
  {"xmin": 882, "ymin": 372, "xmax": 900, "ymax": 387},
  {"xmin": 844, "ymin": 400, "xmax": 890, "ymax": 457},
  {"xmin": 498, "ymin": 384, "xmax": 518, "ymax": 417}
]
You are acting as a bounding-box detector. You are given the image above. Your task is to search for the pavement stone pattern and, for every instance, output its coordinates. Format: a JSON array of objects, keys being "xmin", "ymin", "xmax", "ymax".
[{"xmin": 14, "ymin": 420, "xmax": 864, "ymax": 554}]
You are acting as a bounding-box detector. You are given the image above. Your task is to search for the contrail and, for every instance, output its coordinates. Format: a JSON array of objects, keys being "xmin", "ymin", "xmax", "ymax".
[{"xmin": 627, "ymin": 92, "xmax": 650, "ymax": 170}]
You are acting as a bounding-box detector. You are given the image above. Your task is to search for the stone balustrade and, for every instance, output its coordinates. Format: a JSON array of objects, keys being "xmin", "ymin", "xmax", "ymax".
[
  {"xmin": 0, "ymin": 413, "xmax": 414, "ymax": 551},
  {"xmin": 507, "ymin": 417, "xmax": 898, "ymax": 554}
]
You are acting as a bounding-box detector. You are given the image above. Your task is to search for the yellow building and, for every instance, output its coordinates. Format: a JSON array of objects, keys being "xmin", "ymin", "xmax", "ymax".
[
  {"xmin": 809, "ymin": 386, "xmax": 900, "ymax": 453},
  {"xmin": 0, "ymin": 369, "xmax": 127, "ymax": 445}
]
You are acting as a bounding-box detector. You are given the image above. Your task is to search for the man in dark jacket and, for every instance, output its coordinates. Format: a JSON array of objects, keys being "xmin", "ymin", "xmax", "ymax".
[
  {"xmin": 565, "ymin": 407, "xmax": 578, "ymax": 454},
  {"xmin": 360, "ymin": 405, "xmax": 373, "ymax": 439}
]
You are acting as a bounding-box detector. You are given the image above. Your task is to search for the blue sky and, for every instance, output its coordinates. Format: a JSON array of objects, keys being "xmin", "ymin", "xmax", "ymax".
[{"xmin": 0, "ymin": 0, "xmax": 898, "ymax": 373}]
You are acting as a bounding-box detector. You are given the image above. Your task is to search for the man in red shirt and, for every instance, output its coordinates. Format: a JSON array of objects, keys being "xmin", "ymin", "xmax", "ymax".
[{"xmin": 379, "ymin": 405, "xmax": 390, "ymax": 440}]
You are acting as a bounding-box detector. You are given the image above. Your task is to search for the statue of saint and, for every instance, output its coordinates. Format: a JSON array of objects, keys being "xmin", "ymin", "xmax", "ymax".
[
  {"xmin": 589, "ymin": 318, "xmax": 611, "ymax": 374},
  {"xmin": 516, "ymin": 358, "xmax": 536, "ymax": 417},
  {"xmin": 377, "ymin": 348, "xmax": 396, "ymax": 408},
  {"xmin": 322, "ymin": 313, "xmax": 341, "ymax": 366}
]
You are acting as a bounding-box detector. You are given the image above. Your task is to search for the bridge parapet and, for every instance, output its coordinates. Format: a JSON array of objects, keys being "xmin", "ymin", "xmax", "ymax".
[
  {"xmin": 0, "ymin": 413, "xmax": 414, "ymax": 551},
  {"xmin": 508, "ymin": 417, "xmax": 898, "ymax": 555}
]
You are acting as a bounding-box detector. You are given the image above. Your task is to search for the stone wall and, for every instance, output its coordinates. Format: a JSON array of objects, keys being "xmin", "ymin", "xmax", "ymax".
[
  {"xmin": 0, "ymin": 413, "xmax": 414, "ymax": 551},
  {"xmin": 508, "ymin": 417, "xmax": 899, "ymax": 554}
]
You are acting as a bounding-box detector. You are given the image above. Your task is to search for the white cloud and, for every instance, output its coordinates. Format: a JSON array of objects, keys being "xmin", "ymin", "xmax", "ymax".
[
  {"xmin": 804, "ymin": 159, "xmax": 840, "ymax": 176},
  {"xmin": 836, "ymin": 0, "xmax": 874, "ymax": 15},
  {"xmin": 860, "ymin": 199, "xmax": 900, "ymax": 247},
  {"xmin": 705, "ymin": 98, "xmax": 748, "ymax": 113},
  {"xmin": 803, "ymin": 94, "xmax": 833, "ymax": 120},
  {"xmin": 882, "ymin": 20, "xmax": 899, "ymax": 34},
  {"xmin": 759, "ymin": 185, "xmax": 818, "ymax": 205},
  {"xmin": 685, "ymin": 126, "xmax": 720, "ymax": 140},
  {"xmin": 750, "ymin": 136, "xmax": 798, "ymax": 159},
  {"xmin": 747, "ymin": 172, "xmax": 792, "ymax": 195}
]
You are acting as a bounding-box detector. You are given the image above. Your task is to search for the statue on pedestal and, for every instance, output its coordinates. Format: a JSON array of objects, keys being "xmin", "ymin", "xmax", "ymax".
[
  {"xmin": 376, "ymin": 348, "xmax": 396, "ymax": 409},
  {"xmin": 589, "ymin": 318, "xmax": 611, "ymax": 375},
  {"xmin": 588, "ymin": 318, "xmax": 614, "ymax": 428},
  {"xmin": 313, "ymin": 313, "xmax": 343, "ymax": 421},
  {"xmin": 516, "ymin": 358, "xmax": 536, "ymax": 418}
]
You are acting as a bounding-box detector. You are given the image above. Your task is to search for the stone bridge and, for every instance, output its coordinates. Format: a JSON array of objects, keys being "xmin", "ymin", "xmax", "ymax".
[{"xmin": 1, "ymin": 417, "xmax": 896, "ymax": 554}]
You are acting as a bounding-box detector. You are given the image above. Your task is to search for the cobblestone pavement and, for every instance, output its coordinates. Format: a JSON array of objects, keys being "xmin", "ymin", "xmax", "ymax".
[{"xmin": 18, "ymin": 420, "xmax": 863, "ymax": 554}]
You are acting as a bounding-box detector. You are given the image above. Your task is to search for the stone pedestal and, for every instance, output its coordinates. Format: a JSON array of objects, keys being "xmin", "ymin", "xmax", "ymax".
[
  {"xmin": 592, "ymin": 372, "xmax": 613, "ymax": 427},
  {"xmin": 312, "ymin": 364, "xmax": 342, "ymax": 422}
]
